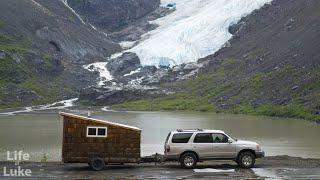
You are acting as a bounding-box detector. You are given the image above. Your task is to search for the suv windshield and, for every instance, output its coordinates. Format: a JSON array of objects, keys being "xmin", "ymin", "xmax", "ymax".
[{"xmin": 172, "ymin": 133, "xmax": 193, "ymax": 143}]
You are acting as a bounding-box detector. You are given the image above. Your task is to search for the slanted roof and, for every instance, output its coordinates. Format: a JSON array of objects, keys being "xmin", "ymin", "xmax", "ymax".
[{"xmin": 60, "ymin": 112, "xmax": 141, "ymax": 131}]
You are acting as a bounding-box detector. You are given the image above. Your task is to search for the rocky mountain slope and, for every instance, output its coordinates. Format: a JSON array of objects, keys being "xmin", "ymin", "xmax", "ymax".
[
  {"xmin": 78, "ymin": 0, "xmax": 272, "ymax": 106},
  {"xmin": 113, "ymin": 0, "xmax": 320, "ymax": 121},
  {"xmin": 0, "ymin": 0, "xmax": 161, "ymax": 108},
  {"xmin": 67, "ymin": 0, "xmax": 160, "ymax": 32}
]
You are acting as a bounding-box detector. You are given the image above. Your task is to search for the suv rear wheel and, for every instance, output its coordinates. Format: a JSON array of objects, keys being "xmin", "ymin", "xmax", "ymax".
[
  {"xmin": 238, "ymin": 151, "xmax": 255, "ymax": 168},
  {"xmin": 180, "ymin": 153, "xmax": 197, "ymax": 169}
]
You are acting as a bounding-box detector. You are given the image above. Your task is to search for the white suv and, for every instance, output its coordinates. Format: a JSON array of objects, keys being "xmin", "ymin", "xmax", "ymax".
[{"xmin": 164, "ymin": 129, "xmax": 265, "ymax": 168}]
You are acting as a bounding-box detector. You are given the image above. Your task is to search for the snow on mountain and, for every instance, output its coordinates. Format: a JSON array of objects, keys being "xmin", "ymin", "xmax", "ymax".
[
  {"xmin": 0, "ymin": 98, "xmax": 78, "ymax": 115},
  {"xmin": 61, "ymin": 0, "xmax": 86, "ymax": 24},
  {"xmin": 129, "ymin": 0, "xmax": 272, "ymax": 67},
  {"xmin": 83, "ymin": 62, "xmax": 113, "ymax": 86}
]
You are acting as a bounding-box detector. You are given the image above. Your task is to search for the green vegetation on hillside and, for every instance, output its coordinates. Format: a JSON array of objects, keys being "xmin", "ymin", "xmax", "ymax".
[
  {"xmin": 113, "ymin": 57, "xmax": 320, "ymax": 122},
  {"xmin": 113, "ymin": 93, "xmax": 215, "ymax": 112},
  {"xmin": 0, "ymin": 32, "xmax": 66, "ymax": 108},
  {"xmin": 0, "ymin": 33, "xmax": 31, "ymax": 53}
]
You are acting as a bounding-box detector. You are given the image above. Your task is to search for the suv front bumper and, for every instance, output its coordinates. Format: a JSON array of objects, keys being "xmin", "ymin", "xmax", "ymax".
[{"xmin": 255, "ymin": 151, "xmax": 265, "ymax": 158}]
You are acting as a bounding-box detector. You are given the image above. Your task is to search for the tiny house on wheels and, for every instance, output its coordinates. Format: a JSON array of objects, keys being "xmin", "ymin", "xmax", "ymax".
[{"xmin": 60, "ymin": 112, "xmax": 141, "ymax": 170}]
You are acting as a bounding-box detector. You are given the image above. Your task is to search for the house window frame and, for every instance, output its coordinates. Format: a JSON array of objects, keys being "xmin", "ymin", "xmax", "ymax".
[{"xmin": 86, "ymin": 126, "xmax": 108, "ymax": 137}]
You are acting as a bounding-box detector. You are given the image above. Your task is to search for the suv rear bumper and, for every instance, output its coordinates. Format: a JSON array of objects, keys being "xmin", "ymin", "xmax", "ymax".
[{"xmin": 255, "ymin": 151, "xmax": 265, "ymax": 158}]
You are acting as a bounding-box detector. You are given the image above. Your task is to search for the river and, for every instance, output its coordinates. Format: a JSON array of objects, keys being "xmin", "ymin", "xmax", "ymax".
[{"xmin": 0, "ymin": 108, "xmax": 319, "ymax": 161}]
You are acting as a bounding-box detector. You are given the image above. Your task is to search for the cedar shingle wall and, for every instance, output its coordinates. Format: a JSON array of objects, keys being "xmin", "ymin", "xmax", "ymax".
[{"xmin": 62, "ymin": 116, "xmax": 140, "ymax": 163}]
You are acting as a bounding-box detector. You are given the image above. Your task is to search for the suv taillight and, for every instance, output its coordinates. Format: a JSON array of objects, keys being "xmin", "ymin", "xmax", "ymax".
[{"xmin": 165, "ymin": 144, "xmax": 170, "ymax": 152}]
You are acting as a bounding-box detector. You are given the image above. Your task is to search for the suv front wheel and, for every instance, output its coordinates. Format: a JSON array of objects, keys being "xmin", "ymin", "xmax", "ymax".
[
  {"xmin": 238, "ymin": 151, "xmax": 255, "ymax": 168},
  {"xmin": 180, "ymin": 153, "xmax": 197, "ymax": 169}
]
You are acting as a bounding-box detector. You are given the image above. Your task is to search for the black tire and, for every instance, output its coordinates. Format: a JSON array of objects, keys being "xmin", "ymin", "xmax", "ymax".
[
  {"xmin": 89, "ymin": 157, "xmax": 105, "ymax": 171},
  {"xmin": 180, "ymin": 153, "xmax": 197, "ymax": 169},
  {"xmin": 238, "ymin": 152, "xmax": 255, "ymax": 168}
]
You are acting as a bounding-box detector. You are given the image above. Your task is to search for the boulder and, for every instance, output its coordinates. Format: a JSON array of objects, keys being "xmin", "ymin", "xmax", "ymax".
[
  {"xmin": 291, "ymin": 85, "xmax": 299, "ymax": 90},
  {"xmin": 0, "ymin": 50, "xmax": 6, "ymax": 59},
  {"xmin": 107, "ymin": 52, "xmax": 141, "ymax": 77},
  {"xmin": 228, "ymin": 21, "xmax": 246, "ymax": 35},
  {"xmin": 183, "ymin": 62, "xmax": 200, "ymax": 71},
  {"xmin": 1, "ymin": 84, "xmax": 41, "ymax": 105}
]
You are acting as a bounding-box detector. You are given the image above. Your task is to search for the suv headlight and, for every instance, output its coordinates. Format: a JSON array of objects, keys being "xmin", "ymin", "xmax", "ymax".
[{"xmin": 256, "ymin": 144, "xmax": 261, "ymax": 151}]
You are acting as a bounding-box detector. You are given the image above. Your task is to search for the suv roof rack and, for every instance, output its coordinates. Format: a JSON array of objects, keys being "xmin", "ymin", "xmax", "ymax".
[{"xmin": 176, "ymin": 129, "xmax": 203, "ymax": 132}]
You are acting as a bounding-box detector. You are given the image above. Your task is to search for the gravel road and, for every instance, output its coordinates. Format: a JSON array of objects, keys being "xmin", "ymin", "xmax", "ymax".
[{"xmin": 0, "ymin": 156, "xmax": 320, "ymax": 179}]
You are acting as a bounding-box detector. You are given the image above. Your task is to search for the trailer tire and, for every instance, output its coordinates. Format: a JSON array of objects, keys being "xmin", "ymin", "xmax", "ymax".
[{"xmin": 89, "ymin": 157, "xmax": 105, "ymax": 171}]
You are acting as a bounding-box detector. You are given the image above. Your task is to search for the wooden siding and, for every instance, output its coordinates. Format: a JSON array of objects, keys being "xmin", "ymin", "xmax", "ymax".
[{"xmin": 61, "ymin": 114, "xmax": 141, "ymax": 163}]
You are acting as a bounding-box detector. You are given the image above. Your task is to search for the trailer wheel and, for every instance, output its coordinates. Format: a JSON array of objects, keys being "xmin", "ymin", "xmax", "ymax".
[{"xmin": 89, "ymin": 157, "xmax": 105, "ymax": 171}]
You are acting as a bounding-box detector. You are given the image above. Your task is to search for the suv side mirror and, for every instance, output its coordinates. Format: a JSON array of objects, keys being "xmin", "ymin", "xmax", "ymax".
[{"xmin": 228, "ymin": 138, "xmax": 233, "ymax": 143}]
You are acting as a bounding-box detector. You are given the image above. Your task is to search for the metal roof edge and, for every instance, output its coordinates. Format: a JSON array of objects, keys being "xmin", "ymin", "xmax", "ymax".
[{"xmin": 59, "ymin": 112, "xmax": 142, "ymax": 131}]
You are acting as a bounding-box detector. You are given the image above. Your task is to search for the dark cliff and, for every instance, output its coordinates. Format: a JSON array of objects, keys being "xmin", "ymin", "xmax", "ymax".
[{"xmin": 67, "ymin": 0, "xmax": 160, "ymax": 32}]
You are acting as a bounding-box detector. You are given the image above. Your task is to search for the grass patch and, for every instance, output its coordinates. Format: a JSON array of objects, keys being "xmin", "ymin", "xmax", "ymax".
[
  {"xmin": 0, "ymin": 33, "xmax": 31, "ymax": 53},
  {"xmin": 113, "ymin": 93, "xmax": 216, "ymax": 112},
  {"xmin": 21, "ymin": 79, "xmax": 60, "ymax": 104},
  {"xmin": 231, "ymin": 104, "xmax": 319, "ymax": 121},
  {"xmin": 0, "ymin": 20, "xmax": 4, "ymax": 28},
  {"xmin": 0, "ymin": 57, "xmax": 25, "ymax": 83}
]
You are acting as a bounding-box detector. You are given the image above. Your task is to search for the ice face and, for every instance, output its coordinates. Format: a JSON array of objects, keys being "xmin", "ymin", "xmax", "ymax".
[{"xmin": 129, "ymin": 0, "xmax": 272, "ymax": 67}]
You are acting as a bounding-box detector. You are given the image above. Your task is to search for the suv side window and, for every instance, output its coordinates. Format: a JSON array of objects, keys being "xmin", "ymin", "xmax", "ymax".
[
  {"xmin": 212, "ymin": 133, "xmax": 229, "ymax": 143},
  {"xmin": 193, "ymin": 133, "xmax": 213, "ymax": 143},
  {"xmin": 172, "ymin": 133, "xmax": 193, "ymax": 143}
]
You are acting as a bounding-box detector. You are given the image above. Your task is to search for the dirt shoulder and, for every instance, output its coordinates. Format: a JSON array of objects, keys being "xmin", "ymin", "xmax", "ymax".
[{"xmin": 0, "ymin": 156, "xmax": 320, "ymax": 179}]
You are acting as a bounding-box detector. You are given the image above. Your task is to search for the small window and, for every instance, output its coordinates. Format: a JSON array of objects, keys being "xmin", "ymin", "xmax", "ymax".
[
  {"xmin": 87, "ymin": 126, "xmax": 107, "ymax": 137},
  {"xmin": 172, "ymin": 133, "xmax": 193, "ymax": 143},
  {"xmin": 194, "ymin": 133, "xmax": 213, "ymax": 143},
  {"xmin": 88, "ymin": 128, "xmax": 96, "ymax": 136},
  {"xmin": 212, "ymin": 133, "xmax": 229, "ymax": 143},
  {"xmin": 97, "ymin": 128, "xmax": 106, "ymax": 136}
]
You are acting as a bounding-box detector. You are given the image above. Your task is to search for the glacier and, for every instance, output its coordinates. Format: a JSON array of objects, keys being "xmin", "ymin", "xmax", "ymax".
[{"xmin": 129, "ymin": 0, "xmax": 272, "ymax": 67}]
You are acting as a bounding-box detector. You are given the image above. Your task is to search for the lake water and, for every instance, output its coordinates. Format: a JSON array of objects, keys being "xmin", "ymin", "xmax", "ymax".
[{"xmin": 0, "ymin": 108, "xmax": 319, "ymax": 161}]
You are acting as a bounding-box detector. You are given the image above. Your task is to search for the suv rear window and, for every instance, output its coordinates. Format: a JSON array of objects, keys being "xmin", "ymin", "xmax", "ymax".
[
  {"xmin": 172, "ymin": 133, "xmax": 193, "ymax": 143},
  {"xmin": 165, "ymin": 132, "xmax": 171, "ymax": 143}
]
